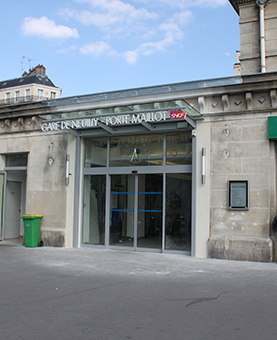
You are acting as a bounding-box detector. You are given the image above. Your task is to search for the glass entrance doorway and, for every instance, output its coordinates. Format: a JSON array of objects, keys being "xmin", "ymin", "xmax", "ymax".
[
  {"xmin": 110, "ymin": 174, "xmax": 163, "ymax": 249},
  {"xmin": 82, "ymin": 131, "xmax": 193, "ymax": 253}
]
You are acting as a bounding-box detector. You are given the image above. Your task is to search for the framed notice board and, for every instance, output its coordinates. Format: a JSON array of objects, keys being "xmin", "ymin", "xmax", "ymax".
[{"xmin": 228, "ymin": 180, "xmax": 249, "ymax": 210}]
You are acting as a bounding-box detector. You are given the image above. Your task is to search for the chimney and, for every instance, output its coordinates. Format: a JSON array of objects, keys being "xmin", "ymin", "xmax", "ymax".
[
  {"xmin": 234, "ymin": 50, "xmax": 241, "ymax": 75},
  {"xmin": 23, "ymin": 64, "xmax": 46, "ymax": 77}
]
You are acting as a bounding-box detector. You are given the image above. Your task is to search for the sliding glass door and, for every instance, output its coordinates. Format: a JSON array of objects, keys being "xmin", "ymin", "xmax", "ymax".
[{"xmin": 109, "ymin": 174, "xmax": 163, "ymax": 249}]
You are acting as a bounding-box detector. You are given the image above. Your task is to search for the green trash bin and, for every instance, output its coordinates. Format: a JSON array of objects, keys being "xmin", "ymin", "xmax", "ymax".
[{"xmin": 21, "ymin": 215, "xmax": 43, "ymax": 247}]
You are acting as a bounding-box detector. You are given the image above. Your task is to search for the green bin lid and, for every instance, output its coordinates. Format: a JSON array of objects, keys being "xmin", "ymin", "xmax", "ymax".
[{"xmin": 22, "ymin": 214, "xmax": 43, "ymax": 218}]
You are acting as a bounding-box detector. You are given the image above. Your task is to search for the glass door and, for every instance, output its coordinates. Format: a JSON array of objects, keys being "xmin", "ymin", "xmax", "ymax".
[
  {"xmin": 110, "ymin": 174, "xmax": 135, "ymax": 247},
  {"xmin": 109, "ymin": 174, "xmax": 163, "ymax": 249},
  {"xmin": 137, "ymin": 174, "xmax": 163, "ymax": 249},
  {"xmin": 0, "ymin": 171, "xmax": 6, "ymax": 241},
  {"xmin": 165, "ymin": 173, "xmax": 192, "ymax": 251}
]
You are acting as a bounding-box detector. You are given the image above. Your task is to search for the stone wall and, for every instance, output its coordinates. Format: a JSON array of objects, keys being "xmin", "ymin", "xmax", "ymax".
[
  {"xmin": 0, "ymin": 119, "xmax": 70, "ymax": 247},
  {"xmin": 207, "ymin": 108, "xmax": 276, "ymax": 261}
]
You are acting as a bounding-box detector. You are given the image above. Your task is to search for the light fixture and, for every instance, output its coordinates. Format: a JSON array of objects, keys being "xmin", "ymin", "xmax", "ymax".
[
  {"xmin": 202, "ymin": 148, "xmax": 206, "ymax": 184},
  {"xmin": 66, "ymin": 154, "xmax": 70, "ymax": 185}
]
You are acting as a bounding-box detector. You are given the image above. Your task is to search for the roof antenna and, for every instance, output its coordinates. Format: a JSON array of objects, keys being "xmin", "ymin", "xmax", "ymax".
[
  {"xmin": 21, "ymin": 56, "xmax": 35, "ymax": 75},
  {"xmin": 28, "ymin": 58, "xmax": 35, "ymax": 71},
  {"xmin": 21, "ymin": 56, "xmax": 28, "ymax": 74}
]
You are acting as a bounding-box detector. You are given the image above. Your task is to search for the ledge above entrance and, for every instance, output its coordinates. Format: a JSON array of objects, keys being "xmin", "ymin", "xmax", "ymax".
[{"xmin": 40, "ymin": 99, "xmax": 201, "ymax": 135}]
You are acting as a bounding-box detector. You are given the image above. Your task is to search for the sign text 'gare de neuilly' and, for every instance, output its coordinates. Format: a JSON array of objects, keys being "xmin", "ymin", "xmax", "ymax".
[{"xmin": 41, "ymin": 110, "xmax": 186, "ymax": 132}]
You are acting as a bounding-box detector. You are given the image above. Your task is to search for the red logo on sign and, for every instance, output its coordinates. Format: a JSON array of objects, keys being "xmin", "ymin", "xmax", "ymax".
[{"xmin": 170, "ymin": 110, "xmax": 186, "ymax": 120}]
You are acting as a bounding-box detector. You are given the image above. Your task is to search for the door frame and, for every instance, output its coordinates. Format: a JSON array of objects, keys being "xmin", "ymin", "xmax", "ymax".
[
  {"xmin": 4, "ymin": 169, "xmax": 27, "ymax": 239},
  {"xmin": 0, "ymin": 171, "xmax": 7, "ymax": 241},
  {"xmin": 5, "ymin": 180, "xmax": 22, "ymax": 239}
]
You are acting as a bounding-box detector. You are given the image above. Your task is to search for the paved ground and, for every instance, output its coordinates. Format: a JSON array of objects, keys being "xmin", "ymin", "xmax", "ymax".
[{"xmin": 1, "ymin": 244, "xmax": 277, "ymax": 340}]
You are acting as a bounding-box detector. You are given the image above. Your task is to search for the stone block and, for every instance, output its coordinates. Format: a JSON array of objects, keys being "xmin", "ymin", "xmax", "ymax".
[
  {"xmin": 225, "ymin": 220, "xmax": 269, "ymax": 239},
  {"xmin": 211, "ymin": 174, "xmax": 227, "ymax": 190},
  {"xmin": 210, "ymin": 221, "xmax": 230, "ymax": 236},
  {"xmin": 240, "ymin": 31, "xmax": 260, "ymax": 45},
  {"xmin": 206, "ymin": 96, "xmax": 223, "ymax": 113},
  {"xmin": 210, "ymin": 190, "xmax": 227, "ymax": 208},
  {"xmin": 210, "ymin": 206, "xmax": 270, "ymax": 238},
  {"xmin": 227, "ymin": 141, "xmax": 269, "ymax": 158},
  {"xmin": 6, "ymin": 136, "xmax": 29, "ymax": 153},
  {"xmin": 267, "ymin": 56, "xmax": 277, "ymax": 72},
  {"xmin": 210, "ymin": 221, "xmax": 268, "ymax": 238},
  {"xmin": 240, "ymin": 43, "xmax": 256, "ymax": 57},
  {"xmin": 252, "ymin": 94, "xmax": 270, "ymax": 110},
  {"xmin": 211, "ymin": 126, "xmax": 242, "ymax": 143},
  {"xmin": 210, "ymin": 208, "xmax": 228, "ymax": 224},
  {"xmin": 242, "ymin": 158, "xmax": 270, "ymax": 174},
  {"xmin": 27, "ymin": 178, "xmax": 52, "ymax": 192},
  {"xmin": 27, "ymin": 191, "xmax": 67, "ymax": 231},
  {"xmin": 265, "ymin": 17, "xmax": 277, "ymax": 30},
  {"xmin": 211, "ymin": 143, "xmax": 228, "ymax": 158},
  {"xmin": 240, "ymin": 22, "xmax": 255, "ymax": 34},
  {"xmin": 265, "ymin": 2, "xmax": 277, "ymax": 18},
  {"xmin": 229, "ymin": 95, "xmax": 247, "ymax": 111},
  {"xmin": 240, "ymin": 58, "xmax": 260, "ymax": 75},
  {"xmin": 208, "ymin": 235, "xmax": 273, "ymax": 262},
  {"xmin": 211, "ymin": 158, "xmax": 242, "ymax": 174},
  {"xmin": 266, "ymin": 27, "xmax": 277, "ymax": 41},
  {"xmin": 41, "ymin": 230, "xmax": 65, "ymax": 247},
  {"xmin": 250, "ymin": 191, "xmax": 270, "ymax": 208},
  {"xmin": 242, "ymin": 122, "xmax": 268, "ymax": 142},
  {"xmin": 240, "ymin": 5, "xmax": 259, "ymax": 22}
]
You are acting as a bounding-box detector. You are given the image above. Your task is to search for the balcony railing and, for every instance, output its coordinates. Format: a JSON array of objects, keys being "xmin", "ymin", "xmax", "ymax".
[{"xmin": 0, "ymin": 95, "xmax": 51, "ymax": 107}]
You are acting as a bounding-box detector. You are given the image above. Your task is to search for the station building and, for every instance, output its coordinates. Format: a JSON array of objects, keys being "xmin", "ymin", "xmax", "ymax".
[{"xmin": 1, "ymin": 0, "xmax": 277, "ymax": 262}]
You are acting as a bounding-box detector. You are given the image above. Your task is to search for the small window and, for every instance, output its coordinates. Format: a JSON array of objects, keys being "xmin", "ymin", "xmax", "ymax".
[
  {"xmin": 5, "ymin": 92, "xmax": 10, "ymax": 103},
  {"xmin": 166, "ymin": 132, "xmax": 192, "ymax": 165},
  {"xmin": 85, "ymin": 138, "xmax": 107, "ymax": 167},
  {"xmin": 25, "ymin": 89, "xmax": 30, "ymax": 101},
  {"xmin": 15, "ymin": 91, "xmax": 20, "ymax": 103},
  {"xmin": 6, "ymin": 154, "xmax": 28, "ymax": 167},
  {"xmin": 37, "ymin": 89, "xmax": 43, "ymax": 100},
  {"xmin": 50, "ymin": 92, "xmax": 56, "ymax": 99}
]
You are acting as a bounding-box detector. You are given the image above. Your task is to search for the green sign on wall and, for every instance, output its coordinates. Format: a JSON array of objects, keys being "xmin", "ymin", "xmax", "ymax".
[{"xmin": 268, "ymin": 116, "xmax": 277, "ymax": 139}]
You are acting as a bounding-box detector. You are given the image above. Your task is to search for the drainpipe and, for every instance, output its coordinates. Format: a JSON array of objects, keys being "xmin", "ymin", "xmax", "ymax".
[{"xmin": 256, "ymin": 0, "xmax": 268, "ymax": 73}]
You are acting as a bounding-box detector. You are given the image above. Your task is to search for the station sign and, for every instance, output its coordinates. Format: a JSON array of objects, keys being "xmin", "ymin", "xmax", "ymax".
[{"xmin": 41, "ymin": 110, "xmax": 186, "ymax": 132}]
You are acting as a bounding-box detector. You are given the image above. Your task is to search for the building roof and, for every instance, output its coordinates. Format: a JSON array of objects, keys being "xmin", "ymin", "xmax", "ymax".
[
  {"xmin": 229, "ymin": 0, "xmax": 256, "ymax": 14},
  {"xmin": 0, "ymin": 74, "xmax": 58, "ymax": 90}
]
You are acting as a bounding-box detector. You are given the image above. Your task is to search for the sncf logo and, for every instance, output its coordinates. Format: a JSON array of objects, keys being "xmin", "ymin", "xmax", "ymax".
[{"xmin": 170, "ymin": 110, "xmax": 186, "ymax": 119}]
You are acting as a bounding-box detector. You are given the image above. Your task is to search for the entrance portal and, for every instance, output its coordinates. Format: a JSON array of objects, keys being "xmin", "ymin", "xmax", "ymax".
[{"xmin": 82, "ymin": 132, "xmax": 192, "ymax": 253}]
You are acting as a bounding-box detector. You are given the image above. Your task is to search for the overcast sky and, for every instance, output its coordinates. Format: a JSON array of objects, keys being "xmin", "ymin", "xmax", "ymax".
[{"xmin": 0, "ymin": 0, "xmax": 239, "ymax": 97}]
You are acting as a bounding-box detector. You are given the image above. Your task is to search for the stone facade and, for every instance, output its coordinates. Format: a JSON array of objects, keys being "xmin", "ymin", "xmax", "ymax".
[
  {"xmin": 208, "ymin": 95, "xmax": 276, "ymax": 262},
  {"xmin": 0, "ymin": 109, "xmax": 75, "ymax": 247},
  {"xmin": 1, "ymin": 71, "xmax": 276, "ymax": 261},
  {"xmin": 0, "ymin": 0, "xmax": 277, "ymax": 262}
]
